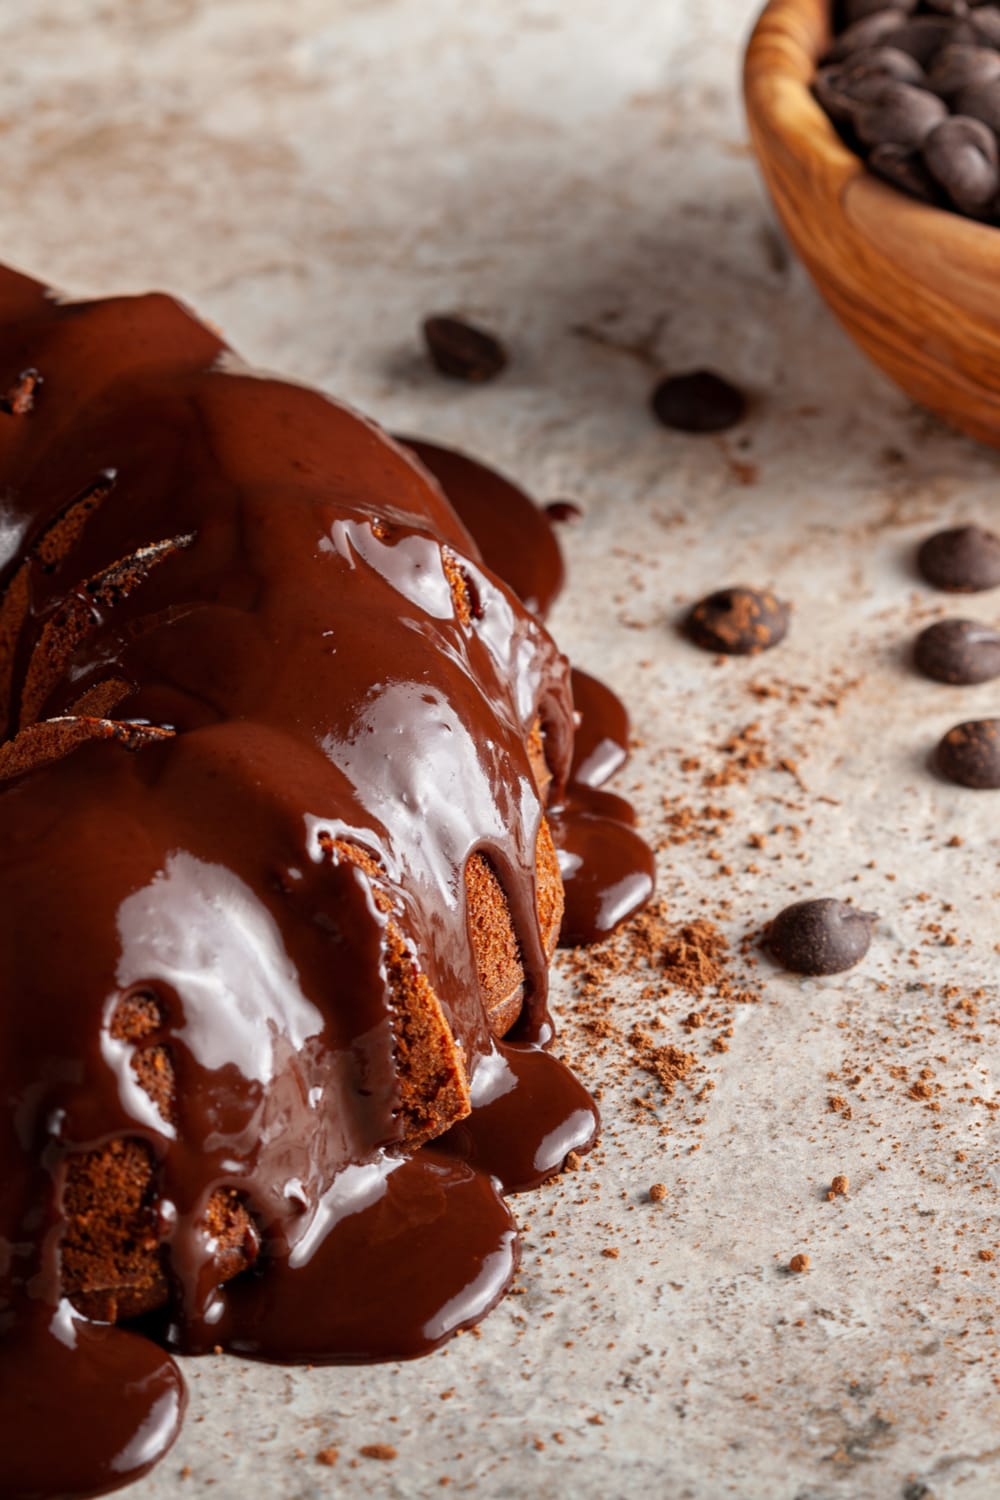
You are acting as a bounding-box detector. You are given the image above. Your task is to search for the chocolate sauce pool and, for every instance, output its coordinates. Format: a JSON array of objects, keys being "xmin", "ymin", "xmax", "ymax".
[{"xmin": 0, "ymin": 267, "xmax": 653, "ymax": 1499}]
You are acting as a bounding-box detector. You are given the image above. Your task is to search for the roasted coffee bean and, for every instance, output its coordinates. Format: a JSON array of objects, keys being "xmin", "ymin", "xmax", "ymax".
[
  {"xmin": 851, "ymin": 41, "xmax": 929, "ymax": 82},
  {"xmin": 926, "ymin": 42, "xmax": 1000, "ymax": 95},
  {"xmin": 826, "ymin": 8, "xmax": 910, "ymax": 61},
  {"xmin": 844, "ymin": 43, "xmax": 927, "ymax": 84},
  {"xmin": 814, "ymin": 66, "xmax": 891, "ymax": 122},
  {"xmin": 813, "ymin": 57, "xmax": 920, "ymax": 124},
  {"xmin": 685, "ymin": 586, "xmax": 789, "ymax": 655},
  {"xmin": 853, "ymin": 80, "xmax": 948, "ymax": 146},
  {"xmin": 971, "ymin": 3, "xmax": 1000, "ymax": 46},
  {"xmin": 934, "ymin": 718, "xmax": 1000, "ymax": 787},
  {"xmin": 817, "ymin": 0, "xmax": 1000, "ymax": 222},
  {"xmin": 923, "ymin": 115, "xmax": 1000, "ymax": 208},
  {"xmin": 650, "ymin": 370, "xmax": 746, "ymax": 433},
  {"xmin": 766, "ymin": 899, "xmax": 877, "ymax": 976},
  {"xmin": 954, "ymin": 77, "xmax": 1000, "ymax": 129},
  {"xmin": 914, "ymin": 618, "xmax": 1000, "ymax": 682},
  {"xmin": 844, "ymin": 0, "xmax": 915, "ymax": 21},
  {"xmin": 422, "ymin": 315, "xmax": 507, "ymax": 382},
  {"xmin": 918, "ymin": 524, "xmax": 1000, "ymax": 591},
  {"xmin": 869, "ymin": 140, "xmax": 940, "ymax": 198},
  {"xmin": 889, "ymin": 14, "xmax": 977, "ymax": 62}
]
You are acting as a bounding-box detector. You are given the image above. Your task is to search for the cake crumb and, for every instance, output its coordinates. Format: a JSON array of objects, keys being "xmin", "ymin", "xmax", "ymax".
[
  {"xmin": 826, "ymin": 1174, "xmax": 849, "ymax": 1200},
  {"xmin": 649, "ymin": 1183, "xmax": 668, "ymax": 1203},
  {"xmin": 359, "ymin": 1444, "xmax": 398, "ymax": 1461},
  {"xmin": 316, "ymin": 1448, "xmax": 339, "ymax": 1467},
  {"xmin": 789, "ymin": 1253, "xmax": 811, "ymax": 1274}
]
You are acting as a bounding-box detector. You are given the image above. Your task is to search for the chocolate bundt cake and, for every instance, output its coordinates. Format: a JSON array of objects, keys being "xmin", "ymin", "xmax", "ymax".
[{"xmin": 0, "ymin": 265, "xmax": 651, "ymax": 1500}]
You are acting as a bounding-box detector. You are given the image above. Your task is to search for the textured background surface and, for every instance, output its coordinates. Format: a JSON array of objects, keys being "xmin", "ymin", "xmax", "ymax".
[{"xmin": 4, "ymin": 2, "xmax": 1000, "ymax": 1496}]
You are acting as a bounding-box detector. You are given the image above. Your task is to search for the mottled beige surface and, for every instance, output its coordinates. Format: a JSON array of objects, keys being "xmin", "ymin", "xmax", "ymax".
[{"xmin": 3, "ymin": 2, "xmax": 1000, "ymax": 1497}]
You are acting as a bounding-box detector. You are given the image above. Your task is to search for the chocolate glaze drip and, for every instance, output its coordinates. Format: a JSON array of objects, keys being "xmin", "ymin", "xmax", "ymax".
[
  {"xmin": 551, "ymin": 669, "xmax": 656, "ymax": 946},
  {"xmin": 0, "ymin": 266, "xmax": 651, "ymax": 1499},
  {"xmin": 399, "ymin": 437, "xmax": 564, "ymax": 620}
]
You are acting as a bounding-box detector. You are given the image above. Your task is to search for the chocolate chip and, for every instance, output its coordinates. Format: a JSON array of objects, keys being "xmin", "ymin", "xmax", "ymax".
[
  {"xmin": 650, "ymin": 371, "xmax": 747, "ymax": 433},
  {"xmin": 853, "ymin": 80, "xmax": 948, "ymax": 147},
  {"xmin": 923, "ymin": 115, "xmax": 1000, "ymax": 209},
  {"xmin": 926, "ymin": 42, "xmax": 1000, "ymax": 97},
  {"xmin": 934, "ymin": 718, "xmax": 1000, "ymax": 786},
  {"xmin": 869, "ymin": 140, "xmax": 940, "ymax": 199},
  {"xmin": 422, "ymin": 315, "xmax": 507, "ymax": 383},
  {"xmin": 917, "ymin": 524, "xmax": 1000, "ymax": 591},
  {"xmin": 915, "ymin": 618, "xmax": 1000, "ymax": 682},
  {"xmin": 766, "ymin": 899, "xmax": 877, "ymax": 976},
  {"xmin": 685, "ymin": 587, "xmax": 789, "ymax": 655},
  {"xmin": 544, "ymin": 500, "xmax": 583, "ymax": 523}
]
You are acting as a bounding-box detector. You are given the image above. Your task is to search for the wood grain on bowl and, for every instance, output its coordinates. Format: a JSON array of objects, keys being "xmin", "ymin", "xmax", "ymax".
[{"xmin": 744, "ymin": 0, "xmax": 1000, "ymax": 448}]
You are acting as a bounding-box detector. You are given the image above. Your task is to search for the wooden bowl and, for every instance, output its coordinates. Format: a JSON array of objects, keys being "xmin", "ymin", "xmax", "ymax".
[{"xmin": 744, "ymin": 0, "xmax": 1000, "ymax": 448}]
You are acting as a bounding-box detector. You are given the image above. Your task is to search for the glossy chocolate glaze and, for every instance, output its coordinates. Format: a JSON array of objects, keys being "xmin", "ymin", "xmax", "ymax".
[
  {"xmin": 0, "ymin": 266, "xmax": 651, "ymax": 1499},
  {"xmin": 399, "ymin": 437, "xmax": 564, "ymax": 620},
  {"xmin": 551, "ymin": 668, "xmax": 655, "ymax": 946}
]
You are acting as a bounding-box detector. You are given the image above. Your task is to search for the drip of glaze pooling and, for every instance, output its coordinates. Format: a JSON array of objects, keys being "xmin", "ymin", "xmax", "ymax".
[
  {"xmin": 0, "ymin": 269, "xmax": 650, "ymax": 1500},
  {"xmin": 0, "ymin": 1304, "xmax": 186, "ymax": 1500},
  {"xmin": 550, "ymin": 669, "xmax": 656, "ymax": 946},
  {"xmin": 410, "ymin": 447, "xmax": 655, "ymax": 947},
  {"xmin": 400, "ymin": 437, "xmax": 565, "ymax": 621}
]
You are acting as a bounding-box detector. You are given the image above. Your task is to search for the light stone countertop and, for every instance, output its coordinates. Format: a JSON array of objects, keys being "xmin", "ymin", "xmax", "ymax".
[{"xmin": 3, "ymin": 2, "xmax": 1000, "ymax": 1496}]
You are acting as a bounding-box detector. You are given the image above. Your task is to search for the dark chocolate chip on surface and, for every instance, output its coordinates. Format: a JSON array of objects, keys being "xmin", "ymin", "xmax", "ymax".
[
  {"xmin": 766, "ymin": 898, "xmax": 877, "ymax": 977},
  {"xmin": 422, "ymin": 315, "xmax": 507, "ymax": 383},
  {"xmin": 651, "ymin": 371, "xmax": 747, "ymax": 434},
  {"xmin": 914, "ymin": 618, "xmax": 1000, "ymax": 683},
  {"xmin": 685, "ymin": 586, "xmax": 789, "ymax": 656},
  {"xmin": 934, "ymin": 718, "xmax": 1000, "ymax": 787},
  {"xmin": 917, "ymin": 524, "xmax": 1000, "ymax": 592},
  {"xmin": 544, "ymin": 500, "xmax": 583, "ymax": 523}
]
